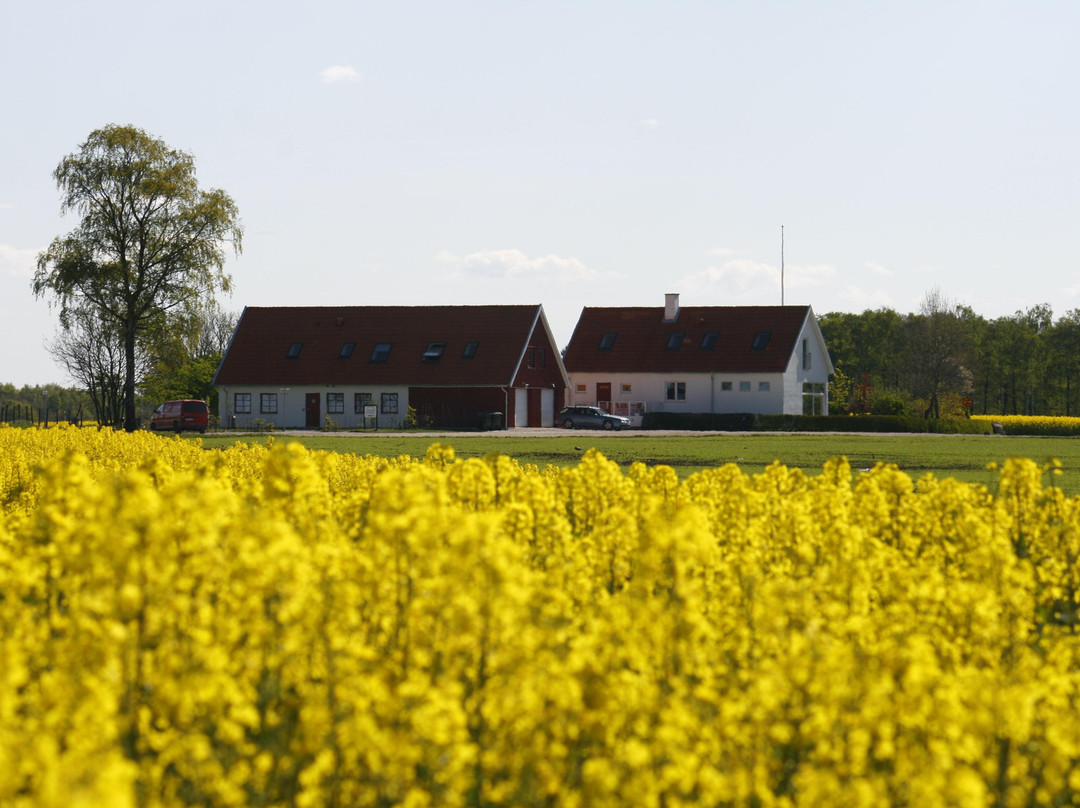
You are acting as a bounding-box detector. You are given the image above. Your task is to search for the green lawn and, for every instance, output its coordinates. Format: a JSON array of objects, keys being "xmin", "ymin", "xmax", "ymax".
[{"xmin": 197, "ymin": 431, "xmax": 1080, "ymax": 496}]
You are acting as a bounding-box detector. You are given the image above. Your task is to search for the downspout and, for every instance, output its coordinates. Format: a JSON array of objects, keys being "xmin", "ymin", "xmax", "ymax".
[
  {"xmin": 502, "ymin": 387, "xmax": 509, "ymax": 429},
  {"xmin": 710, "ymin": 374, "xmax": 715, "ymax": 413}
]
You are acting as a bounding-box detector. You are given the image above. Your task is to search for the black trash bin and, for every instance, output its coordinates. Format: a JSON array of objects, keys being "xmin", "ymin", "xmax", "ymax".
[{"xmin": 477, "ymin": 412, "xmax": 504, "ymax": 431}]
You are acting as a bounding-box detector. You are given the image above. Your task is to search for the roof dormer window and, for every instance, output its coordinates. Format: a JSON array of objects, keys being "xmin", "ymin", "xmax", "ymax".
[
  {"xmin": 339, "ymin": 342, "xmax": 356, "ymax": 359},
  {"xmin": 287, "ymin": 342, "xmax": 303, "ymax": 359},
  {"xmin": 370, "ymin": 342, "xmax": 392, "ymax": 363},
  {"xmin": 422, "ymin": 342, "xmax": 446, "ymax": 362},
  {"xmin": 700, "ymin": 332, "xmax": 719, "ymax": 350},
  {"xmin": 666, "ymin": 332, "xmax": 685, "ymax": 351},
  {"xmin": 462, "ymin": 341, "xmax": 479, "ymax": 359},
  {"xmin": 752, "ymin": 331, "xmax": 772, "ymax": 350},
  {"xmin": 599, "ymin": 333, "xmax": 617, "ymax": 351}
]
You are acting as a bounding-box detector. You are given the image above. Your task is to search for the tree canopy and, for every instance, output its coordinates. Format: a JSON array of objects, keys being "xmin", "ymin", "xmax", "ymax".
[{"xmin": 34, "ymin": 124, "xmax": 242, "ymax": 430}]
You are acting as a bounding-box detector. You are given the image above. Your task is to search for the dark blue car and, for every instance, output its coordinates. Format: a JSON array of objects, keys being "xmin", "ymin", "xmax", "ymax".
[{"xmin": 557, "ymin": 406, "xmax": 631, "ymax": 430}]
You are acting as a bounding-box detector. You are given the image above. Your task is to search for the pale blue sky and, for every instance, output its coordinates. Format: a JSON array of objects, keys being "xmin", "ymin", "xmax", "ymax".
[{"xmin": 3, "ymin": 1, "xmax": 1078, "ymax": 386}]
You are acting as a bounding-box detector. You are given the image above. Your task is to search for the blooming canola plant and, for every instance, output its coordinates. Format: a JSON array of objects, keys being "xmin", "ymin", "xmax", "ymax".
[{"xmin": 2, "ymin": 426, "xmax": 1080, "ymax": 807}]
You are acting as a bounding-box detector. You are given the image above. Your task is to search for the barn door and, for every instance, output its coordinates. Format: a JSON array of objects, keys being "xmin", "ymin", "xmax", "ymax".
[
  {"xmin": 527, "ymin": 388, "xmax": 542, "ymax": 427},
  {"xmin": 305, "ymin": 393, "xmax": 320, "ymax": 428}
]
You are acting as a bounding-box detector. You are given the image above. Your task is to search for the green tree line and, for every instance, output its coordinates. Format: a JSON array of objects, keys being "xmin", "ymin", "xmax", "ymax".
[
  {"xmin": 0, "ymin": 383, "xmax": 94, "ymax": 424},
  {"xmin": 820, "ymin": 294, "xmax": 1080, "ymax": 418}
]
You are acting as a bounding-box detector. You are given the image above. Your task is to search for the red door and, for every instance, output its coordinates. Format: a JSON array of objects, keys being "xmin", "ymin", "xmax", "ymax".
[
  {"xmin": 596, "ymin": 383, "xmax": 612, "ymax": 413},
  {"xmin": 305, "ymin": 393, "xmax": 320, "ymax": 428}
]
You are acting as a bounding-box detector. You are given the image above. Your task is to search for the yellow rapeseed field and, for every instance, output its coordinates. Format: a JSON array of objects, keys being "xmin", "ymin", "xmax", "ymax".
[
  {"xmin": 972, "ymin": 415, "xmax": 1080, "ymax": 436},
  {"xmin": 2, "ymin": 425, "xmax": 1080, "ymax": 808}
]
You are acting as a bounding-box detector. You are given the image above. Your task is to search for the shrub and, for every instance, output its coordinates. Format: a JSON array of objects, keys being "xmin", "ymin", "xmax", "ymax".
[{"xmin": 755, "ymin": 414, "xmax": 992, "ymax": 434}]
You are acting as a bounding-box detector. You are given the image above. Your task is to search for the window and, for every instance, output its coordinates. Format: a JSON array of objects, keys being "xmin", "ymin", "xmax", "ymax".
[
  {"xmin": 462, "ymin": 341, "xmax": 479, "ymax": 359},
  {"xmin": 759, "ymin": 382, "xmax": 771, "ymax": 392},
  {"xmin": 381, "ymin": 393, "xmax": 399, "ymax": 414},
  {"xmin": 538, "ymin": 348, "xmax": 546, "ymax": 369},
  {"xmin": 339, "ymin": 342, "xmax": 356, "ymax": 359},
  {"xmin": 327, "ymin": 393, "xmax": 344, "ymax": 414},
  {"xmin": 260, "ymin": 393, "xmax": 277, "ymax": 414},
  {"xmin": 803, "ymin": 382, "xmax": 826, "ymax": 415},
  {"xmin": 701, "ymin": 332, "xmax": 719, "ymax": 350},
  {"xmin": 721, "ymin": 381, "xmax": 733, "ymax": 391},
  {"xmin": 802, "ymin": 338, "xmax": 811, "ymax": 369},
  {"xmin": 751, "ymin": 331, "xmax": 772, "ymax": 350},
  {"xmin": 370, "ymin": 342, "xmax": 392, "ymax": 363},
  {"xmin": 527, "ymin": 346, "xmax": 536, "ymax": 368},
  {"xmin": 666, "ymin": 382, "xmax": 686, "ymax": 401},
  {"xmin": 354, "ymin": 392, "xmax": 373, "ymax": 413},
  {"xmin": 739, "ymin": 381, "xmax": 752, "ymax": 392},
  {"xmin": 576, "ymin": 383, "xmax": 587, "ymax": 393},
  {"xmin": 422, "ymin": 342, "xmax": 446, "ymax": 362},
  {"xmin": 621, "ymin": 384, "xmax": 633, "ymax": 394},
  {"xmin": 599, "ymin": 333, "xmax": 617, "ymax": 350},
  {"xmin": 287, "ymin": 342, "xmax": 303, "ymax": 359},
  {"xmin": 666, "ymin": 332, "xmax": 685, "ymax": 351},
  {"xmin": 234, "ymin": 393, "xmax": 251, "ymax": 414}
]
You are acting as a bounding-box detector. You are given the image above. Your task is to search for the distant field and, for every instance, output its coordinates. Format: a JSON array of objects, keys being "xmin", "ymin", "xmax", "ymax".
[{"xmin": 198, "ymin": 431, "xmax": 1080, "ymax": 495}]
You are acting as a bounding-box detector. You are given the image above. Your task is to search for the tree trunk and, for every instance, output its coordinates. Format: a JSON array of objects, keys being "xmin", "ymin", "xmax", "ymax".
[{"xmin": 124, "ymin": 320, "xmax": 138, "ymax": 432}]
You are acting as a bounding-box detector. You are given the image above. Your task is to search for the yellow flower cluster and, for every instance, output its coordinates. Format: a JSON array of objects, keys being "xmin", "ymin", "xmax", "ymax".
[
  {"xmin": 972, "ymin": 415, "xmax": 1080, "ymax": 436},
  {"xmin": 3, "ymin": 425, "xmax": 1080, "ymax": 808}
]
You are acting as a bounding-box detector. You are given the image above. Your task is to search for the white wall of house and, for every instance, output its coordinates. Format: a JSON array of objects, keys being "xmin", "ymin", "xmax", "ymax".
[
  {"xmin": 568, "ymin": 371, "xmax": 788, "ymax": 418},
  {"xmin": 215, "ymin": 385, "xmax": 409, "ymax": 430}
]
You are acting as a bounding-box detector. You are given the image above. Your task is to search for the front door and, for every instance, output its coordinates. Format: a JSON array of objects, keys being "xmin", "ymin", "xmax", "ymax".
[
  {"xmin": 305, "ymin": 393, "xmax": 320, "ymax": 428},
  {"xmin": 596, "ymin": 382, "xmax": 612, "ymax": 413}
]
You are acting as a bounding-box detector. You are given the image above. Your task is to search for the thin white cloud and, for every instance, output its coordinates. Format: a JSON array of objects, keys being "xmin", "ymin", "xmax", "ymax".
[
  {"xmin": 707, "ymin": 247, "xmax": 741, "ymax": 258},
  {"xmin": 0, "ymin": 244, "xmax": 39, "ymax": 278},
  {"xmin": 437, "ymin": 249, "xmax": 616, "ymax": 282},
  {"xmin": 319, "ymin": 65, "xmax": 361, "ymax": 84},
  {"xmin": 836, "ymin": 283, "xmax": 894, "ymax": 311},
  {"xmin": 679, "ymin": 258, "xmax": 836, "ymax": 303},
  {"xmin": 635, "ymin": 118, "xmax": 660, "ymax": 127},
  {"xmin": 865, "ymin": 261, "xmax": 892, "ymax": 276}
]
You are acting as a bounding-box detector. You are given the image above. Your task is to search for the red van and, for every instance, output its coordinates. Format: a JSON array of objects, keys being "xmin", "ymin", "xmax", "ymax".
[{"xmin": 150, "ymin": 399, "xmax": 209, "ymax": 433}]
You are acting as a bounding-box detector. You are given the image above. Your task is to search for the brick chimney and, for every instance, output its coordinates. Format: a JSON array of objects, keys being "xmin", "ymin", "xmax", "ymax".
[{"xmin": 663, "ymin": 293, "xmax": 680, "ymax": 322}]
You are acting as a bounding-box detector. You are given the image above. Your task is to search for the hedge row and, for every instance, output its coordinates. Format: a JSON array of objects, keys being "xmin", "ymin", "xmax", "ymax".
[{"xmin": 641, "ymin": 412, "xmax": 994, "ymax": 434}]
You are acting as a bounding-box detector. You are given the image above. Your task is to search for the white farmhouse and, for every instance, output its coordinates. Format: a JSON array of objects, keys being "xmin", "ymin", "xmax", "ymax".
[{"xmin": 561, "ymin": 294, "xmax": 833, "ymax": 423}]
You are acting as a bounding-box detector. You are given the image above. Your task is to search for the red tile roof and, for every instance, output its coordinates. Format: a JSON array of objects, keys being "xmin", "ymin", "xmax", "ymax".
[
  {"xmin": 562, "ymin": 305, "xmax": 814, "ymax": 373},
  {"xmin": 214, "ymin": 305, "xmax": 550, "ymax": 387}
]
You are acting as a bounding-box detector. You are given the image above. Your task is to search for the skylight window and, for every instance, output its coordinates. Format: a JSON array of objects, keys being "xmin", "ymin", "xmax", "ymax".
[
  {"xmin": 339, "ymin": 342, "xmax": 356, "ymax": 359},
  {"xmin": 599, "ymin": 333, "xmax": 617, "ymax": 351},
  {"xmin": 370, "ymin": 342, "xmax": 392, "ymax": 363},
  {"xmin": 751, "ymin": 331, "xmax": 772, "ymax": 350},
  {"xmin": 422, "ymin": 342, "xmax": 446, "ymax": 362},
  {"xmin": 287, "ymin": 342, "xmax": 303, "ymax": 359},
  {"xmin": 700, "ymin": 332, "xmax": 719, "ymax": 350},
  {"xmin": 666, "ymin": 332, "xmax": 685, "ymax": 351},
  {"xmin": 462, "ymin": 341, "xmax": 479, "ymax": 359}
]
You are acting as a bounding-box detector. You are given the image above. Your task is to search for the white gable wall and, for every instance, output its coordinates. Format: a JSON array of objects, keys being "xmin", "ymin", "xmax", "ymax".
[{"xmin": 781, "ymin": 313, "xmax": 832, "ymax": 415}]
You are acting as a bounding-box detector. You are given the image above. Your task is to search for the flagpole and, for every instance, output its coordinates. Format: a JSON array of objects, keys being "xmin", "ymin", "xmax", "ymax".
[{"xmin": 781, "ymin": 225, "xmax": 785, "ymax": 305}]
